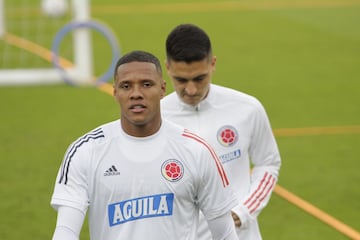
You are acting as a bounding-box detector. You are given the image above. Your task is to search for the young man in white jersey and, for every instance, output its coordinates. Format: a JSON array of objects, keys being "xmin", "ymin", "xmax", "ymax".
[
  {"xmin": 161, "ymin": 24, "xmax": 282, "ymax": 239},
  {"xmin": 50, "ymin": 50, "xmax": 239, "ymax": 240}
]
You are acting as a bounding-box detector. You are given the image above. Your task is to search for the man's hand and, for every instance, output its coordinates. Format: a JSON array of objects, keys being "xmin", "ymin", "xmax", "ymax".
[{"xmin": 231, "ymin": 211, "xmax": 241, "ymax": 227}]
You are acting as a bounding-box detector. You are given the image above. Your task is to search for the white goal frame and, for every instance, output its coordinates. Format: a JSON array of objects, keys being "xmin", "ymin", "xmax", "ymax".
[{"xmin": 0, "ymin": 0, "xmax": 93, "ymax": 86}]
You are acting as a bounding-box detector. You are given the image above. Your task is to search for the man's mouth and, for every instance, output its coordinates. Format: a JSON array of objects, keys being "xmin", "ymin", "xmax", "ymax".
[{"xmin": 130, "ymin": 104, "xmax": 146, "ymax": 113}]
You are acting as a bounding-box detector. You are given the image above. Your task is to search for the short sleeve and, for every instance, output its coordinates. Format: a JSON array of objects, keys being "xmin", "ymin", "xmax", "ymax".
[
  {"xmin": 196, "ymin": 143, "xmax": 238, "ymax": 220},
  {"xmin": 50, "ymin": 140, "xmax": 91, "ymax": 214}
]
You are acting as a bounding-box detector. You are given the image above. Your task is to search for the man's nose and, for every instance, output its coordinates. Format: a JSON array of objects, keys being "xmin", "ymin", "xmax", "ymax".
[
  {"xmin": 185, "ymin": 82, "xmax": 197, "ymax": 96},
  {"xmin": 130, "ymin": 85, "xmax": 143, "ymax": 99}
]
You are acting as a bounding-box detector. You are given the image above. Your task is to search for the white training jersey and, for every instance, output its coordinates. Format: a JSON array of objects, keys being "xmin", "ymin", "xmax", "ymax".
[
  {"xmin": 51, "ymin": 119, "xmax": 237, "ymax": 240},
  {"xmin": 161, "ymin": 84, "xmax": 281, "ymax": 240}
]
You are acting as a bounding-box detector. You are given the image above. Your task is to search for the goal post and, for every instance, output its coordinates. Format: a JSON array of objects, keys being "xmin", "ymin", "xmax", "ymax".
[
  {"xmin": 0, "ymin": 0, "xmax": 5, "ymax": 37},
  {"xmin": 0, "ymin": 0, "xmax": 93, "ymax": 86}
]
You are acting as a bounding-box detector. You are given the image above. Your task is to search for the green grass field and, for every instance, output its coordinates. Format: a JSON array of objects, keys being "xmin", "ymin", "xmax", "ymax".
[{"xmin": 1, "ymin": 0, "xmax": 360, "ymax": 239}]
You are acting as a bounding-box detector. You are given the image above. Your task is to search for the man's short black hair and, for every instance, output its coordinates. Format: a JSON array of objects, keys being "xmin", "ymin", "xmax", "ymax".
[
  {"xmin": 114, "ymin": 50, "xmax": 162, "ymax": 78},
  {"xmin": 166, "ymin": 24, "xmax": 212, "ymax": 63}
]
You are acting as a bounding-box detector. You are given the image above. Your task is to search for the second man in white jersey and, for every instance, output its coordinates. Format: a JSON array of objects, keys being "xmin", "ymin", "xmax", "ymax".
[{"xmin": 162, "ymin": 24, "xmax": 282, "ymax": 240}]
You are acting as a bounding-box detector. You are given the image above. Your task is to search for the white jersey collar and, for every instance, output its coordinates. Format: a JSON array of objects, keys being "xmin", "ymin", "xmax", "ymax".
[
  {"xmin": 178, "ymin": 84, "xmax": 215, "ymax": 112},
  {"xmin": 118, "ymin": 120, "xmax": 164, "ymax": 141}
]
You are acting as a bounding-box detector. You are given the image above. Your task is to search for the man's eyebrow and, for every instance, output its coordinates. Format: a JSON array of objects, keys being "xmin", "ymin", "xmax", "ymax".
[
  {"xmin": 173, "ymin": 73, "xmax": 208, "ymax": 81},
  {"xmin": 193, "ymin": 73, "xmax": 208, "ymax": 79},
  {"xmin": 173, "ymin": 76, "xmax": 188, "ymax": 81}
]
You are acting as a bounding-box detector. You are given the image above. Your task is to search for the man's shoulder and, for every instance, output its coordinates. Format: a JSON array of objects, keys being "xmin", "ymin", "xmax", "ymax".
[
  {"xmin": 161, "ymin": 92, "xmax": 182, "ymax": 115},
  {"xmin": 161, "ymin": 91, "xmax": 178, "ymax": 105},
  {"xmin": 162, "ymin": 118, "xmax": 185, "ymax": 136},
  {"xmin": 212, "ymin": 84, "xmax": 253, "ymax": 98},
  {"xmin": 163, "ymin": 120, "xmax": 207, "ymax": 148},
  {"xmin": 69, "ymin": 120, "xmax": 119, "ymax": 149},
  {"xmin": 211, "ymin": 84, "xmax": 262, "ymax": 107}
]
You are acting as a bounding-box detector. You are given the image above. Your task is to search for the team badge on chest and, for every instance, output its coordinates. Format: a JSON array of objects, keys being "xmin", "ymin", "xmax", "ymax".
[
  {"xmin": 217, "ymin": 125, "xmax": 238, "ymax": 147},
  {"xmin": 161, "ymin": 159, "xmax": 184, "ymax": 182}
]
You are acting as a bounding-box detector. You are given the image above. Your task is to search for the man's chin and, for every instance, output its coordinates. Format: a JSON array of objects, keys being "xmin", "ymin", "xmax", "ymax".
[
  {"xmin": 182, "ymin": 98, "xmax": 200, "ymax": 106},
  {"xmin": 129, "ymin": 117, "xmax": 147, "ymax": 126}
]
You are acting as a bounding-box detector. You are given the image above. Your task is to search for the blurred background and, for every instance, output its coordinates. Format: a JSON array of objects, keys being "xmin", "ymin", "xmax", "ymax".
[{"xmin": 0, "ymin": 0, "xmax": 359, "ymax": 239}]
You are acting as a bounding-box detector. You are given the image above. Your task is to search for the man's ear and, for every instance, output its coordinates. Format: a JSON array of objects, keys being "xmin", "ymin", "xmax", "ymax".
[
  {"xmin": 165, "ymin": 59, "xmax": 170, "ymax": 71},
  {"xmin": 160, "ymin": 79, "xmax": 167, "ymax": 98},
  {"xmin": 211, "ymin": 56, "xmax": 217, "ymax": 71}
]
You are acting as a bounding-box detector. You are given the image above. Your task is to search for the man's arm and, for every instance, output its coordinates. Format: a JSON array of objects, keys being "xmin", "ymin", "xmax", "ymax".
[
  {"xmin": 52, "ymin": 206, "xmax": 85, "ymax": 240},
  {"xmin": 233, "ymin": 100, "xmax": 281, "ymax": 228},
  {"xmin": 207, "ymin": 211, "xmax": 238, "ymax": 240}
]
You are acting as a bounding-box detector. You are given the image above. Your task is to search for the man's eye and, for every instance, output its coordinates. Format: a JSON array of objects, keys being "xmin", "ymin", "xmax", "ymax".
[
  {"xmin": 194, "ymin": 76, "xmax": 205, "ymax": 82},
  {"xmin": 144, "ymin": 82, "xmax": 152, "ymax": 87}
]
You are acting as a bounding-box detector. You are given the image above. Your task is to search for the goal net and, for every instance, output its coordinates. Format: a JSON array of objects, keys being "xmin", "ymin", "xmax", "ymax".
[{"xmin": 0, "ymin": 0, "xmax": 94, "ymax": 86}]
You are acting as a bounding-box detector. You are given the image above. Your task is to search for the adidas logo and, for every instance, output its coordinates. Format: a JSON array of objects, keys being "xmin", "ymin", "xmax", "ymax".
[{"xmin": 104, "ymin": 165, "xmax": 120, "ymax": 176}]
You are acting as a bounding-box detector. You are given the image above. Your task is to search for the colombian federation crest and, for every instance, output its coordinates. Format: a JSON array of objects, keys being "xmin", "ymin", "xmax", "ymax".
[
  {"xmin": 217, "ymin": 125, "xmax": 238, "ymax": 147},
  {"xmin": 161, "ymin": 159, "xmax": 184, "ymax": 182}
]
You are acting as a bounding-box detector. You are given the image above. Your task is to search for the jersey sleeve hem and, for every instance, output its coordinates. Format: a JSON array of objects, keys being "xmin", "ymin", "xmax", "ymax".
[
  {"xmin": 231, "ymin": 204, "xmax": 254, "ymax": 229},
  {"xmin": 51, "ymin": 198, "xmax": 88, "ymax": 214},
  {"xmin": 203, "ymin": 195, "xmax": 238, "ymax": 221}
]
